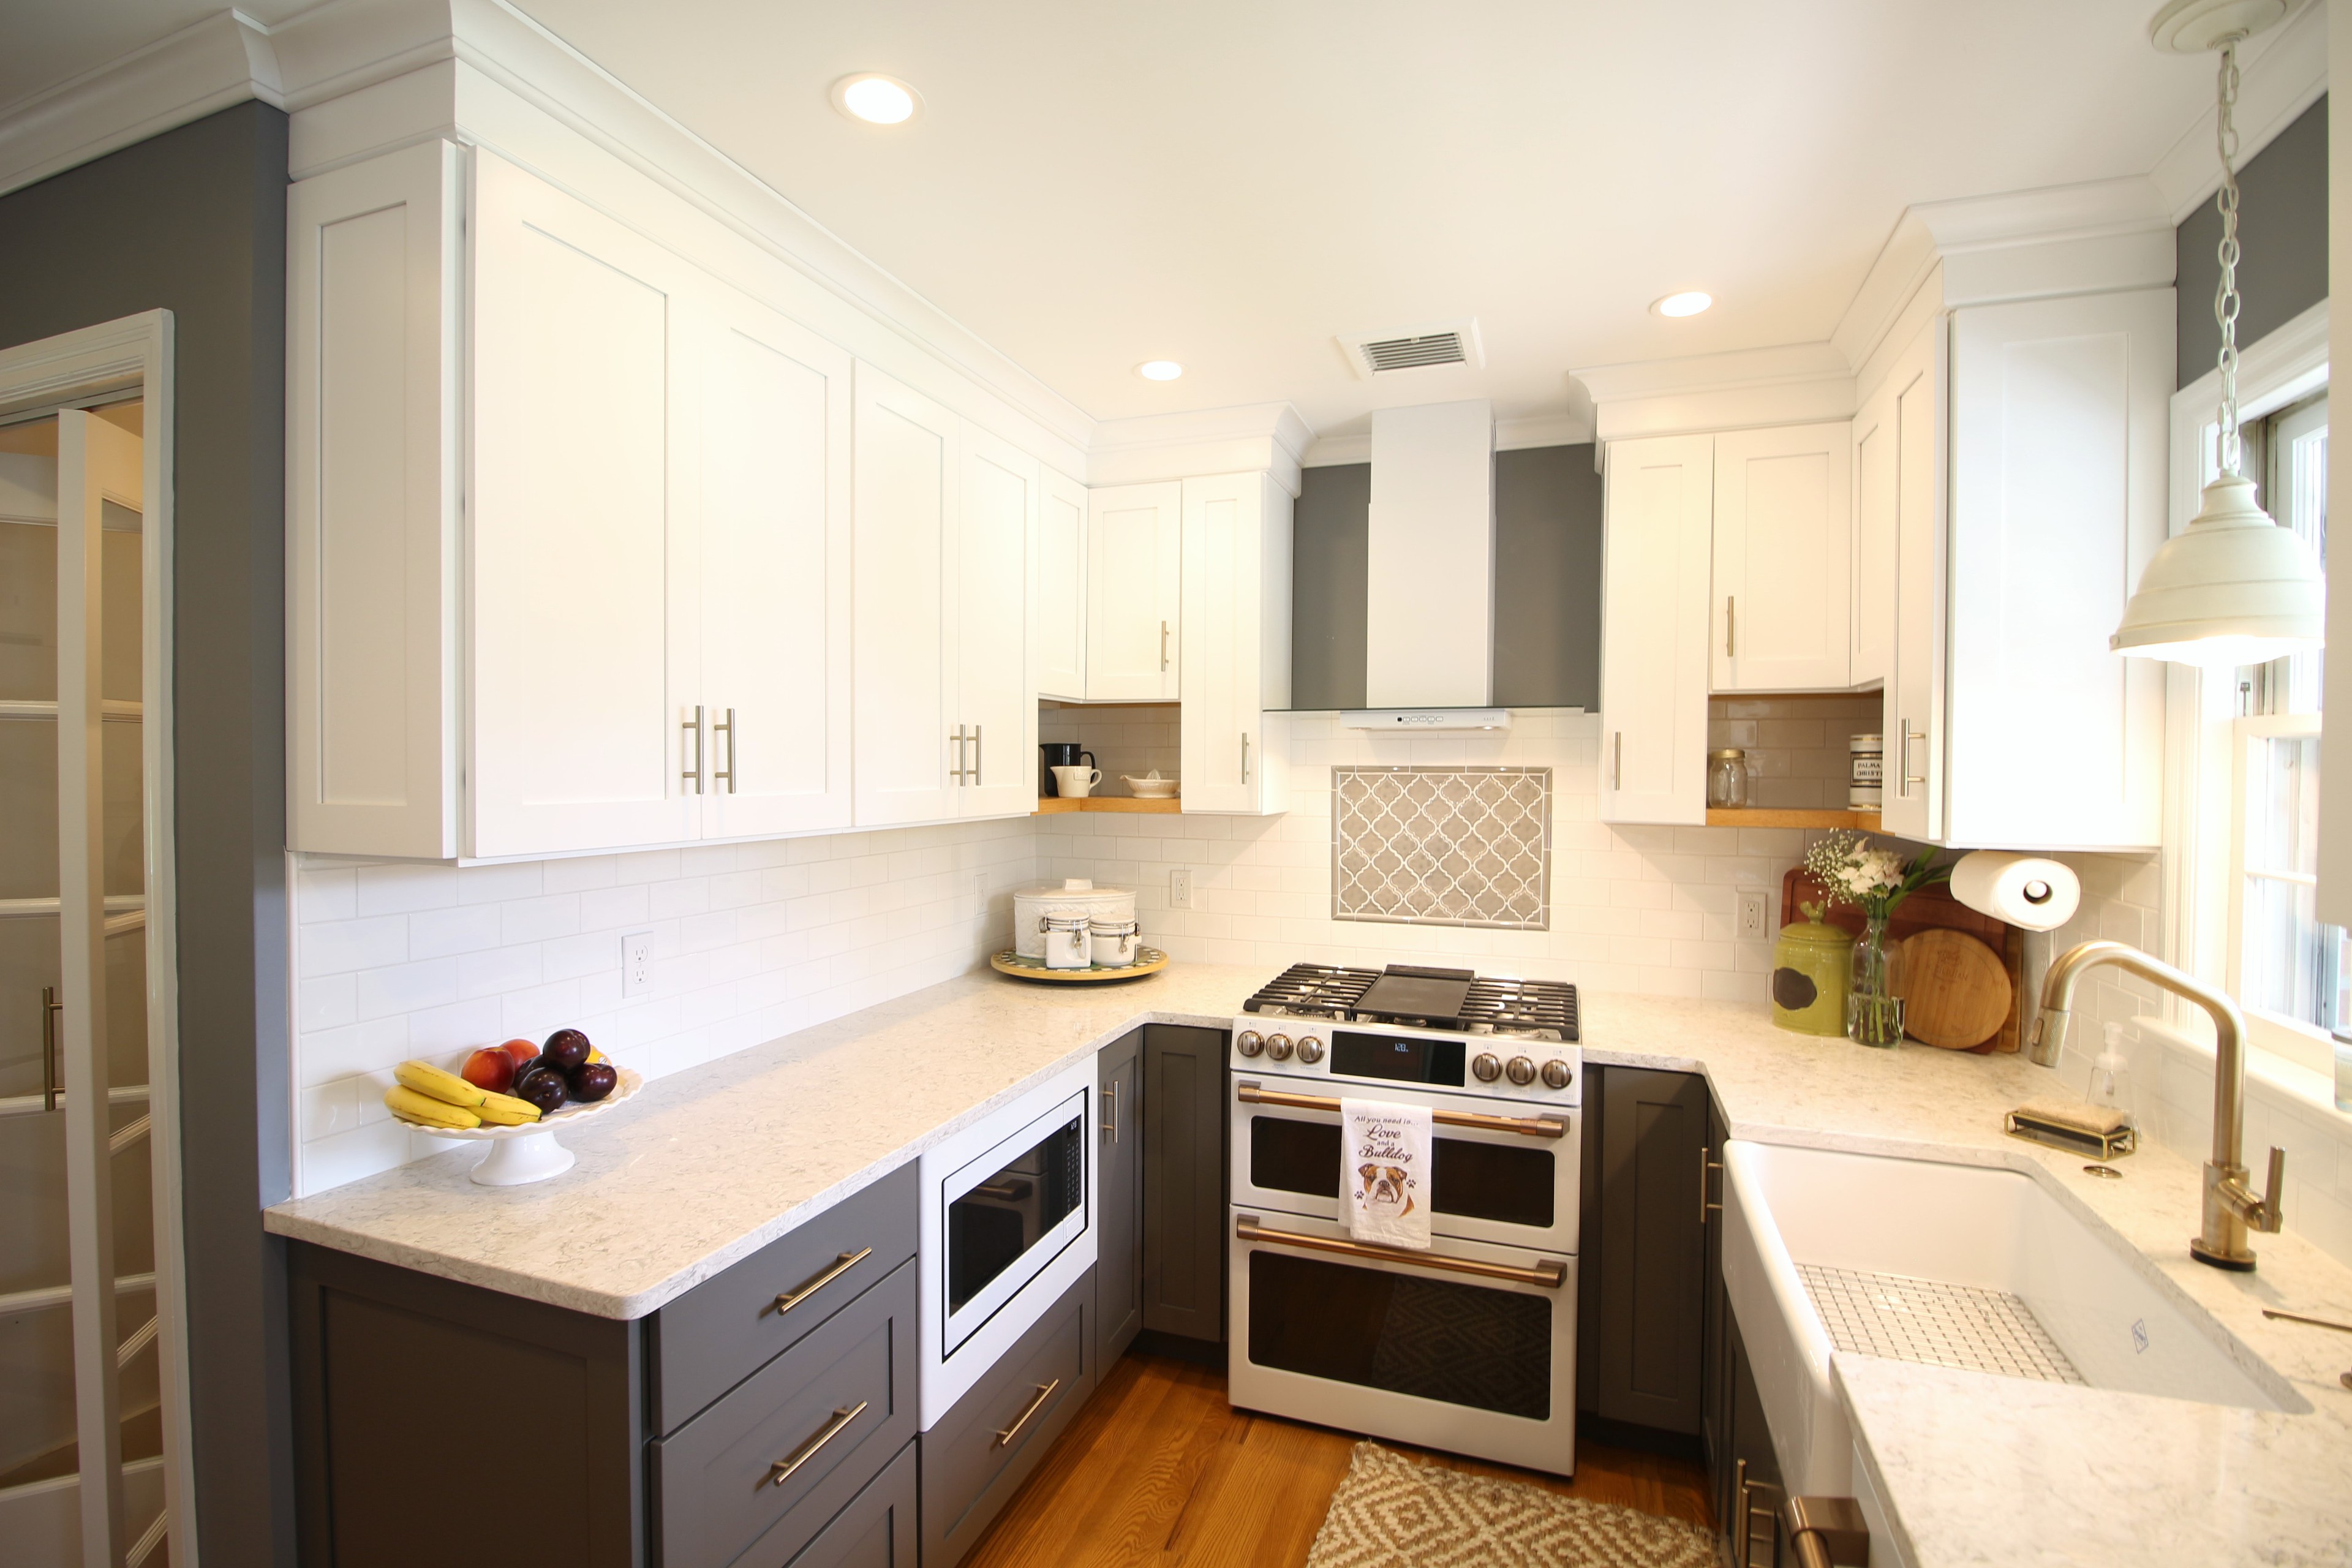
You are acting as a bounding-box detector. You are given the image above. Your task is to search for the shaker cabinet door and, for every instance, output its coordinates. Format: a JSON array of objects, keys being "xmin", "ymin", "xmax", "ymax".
[
  {"xmin": 469, "ymin": 148, "xmax": 701, "ymax": 858},
  {"xmin": 1711, "ymin": 423, "xmax": 1852, "ymax": 693},
  {"xmin": 1879, "ymin": 317, "xmax": 1947, "ymax": 843},
  {"xmin": 853, "ymin": 366, "xmax": 960, "ymax": 827},
  {"xmin": 1087, "ymin": 481, "xmax": 1183, "ymax": 701},
  {"xmin": 1598, "ymin": 436, "xmax": 1712, "ymax": 825},
  {"xmin": 956, "ymin": 426, "xmax": 1037, "ymax": 817},
  {"xmin": 1179, "ymin": 473, "xmax": 1289, "ymax": 815},
  {"xmin": 1035, "ymin": 468, "xmax": 1089, "ymax": 703}
]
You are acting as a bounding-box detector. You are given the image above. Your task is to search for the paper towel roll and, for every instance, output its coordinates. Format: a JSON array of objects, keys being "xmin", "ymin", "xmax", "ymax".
[{"xmin": 1950, "ymin": 851, "xmax": 2080, "ymax": 932}]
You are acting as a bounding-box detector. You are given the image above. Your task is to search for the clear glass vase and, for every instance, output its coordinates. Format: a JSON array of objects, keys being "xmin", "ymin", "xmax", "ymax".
[{"xmin": 1845, "ymin": 913, "xmax": 1905, "ymax": 1047}]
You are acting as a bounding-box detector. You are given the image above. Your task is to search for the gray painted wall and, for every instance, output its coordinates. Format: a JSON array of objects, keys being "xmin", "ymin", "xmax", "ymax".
[
  {"xmin": 1291, "ymin": 444, "xmax": 1602, "ymax": 710},
  {"xmin": 0, "ymin": 103, "xmax": 295, "ymax": 1566},
  {"xmin": 2178, "ymin": 93, "xmax": 2327, "ymax": 389}
]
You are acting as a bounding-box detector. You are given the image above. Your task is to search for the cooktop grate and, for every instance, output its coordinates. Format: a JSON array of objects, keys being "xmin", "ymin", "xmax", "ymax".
[
  {"xmin": 1242, "ymin": 963, "xmax": 1578, "ymax": 1041},
  {"xmin": 1797, "ymin": 1263, "xmax": 2084, "ymax": 1386},
  {"xmin": 1241, "ymin": 963, "xmax": 1379, "ymax": 1018}
]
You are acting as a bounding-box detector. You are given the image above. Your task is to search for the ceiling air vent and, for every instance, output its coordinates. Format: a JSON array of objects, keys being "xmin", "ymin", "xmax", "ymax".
[{"xmin": 1335, "ymin": 318, "xmax": 1485, "ymax": 382}]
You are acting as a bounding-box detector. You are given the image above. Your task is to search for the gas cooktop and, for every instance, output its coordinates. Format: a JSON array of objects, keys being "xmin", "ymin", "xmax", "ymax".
[{"xmin": 1241, "ymin": 963, "xmax": 1578, "ymax": 1042}]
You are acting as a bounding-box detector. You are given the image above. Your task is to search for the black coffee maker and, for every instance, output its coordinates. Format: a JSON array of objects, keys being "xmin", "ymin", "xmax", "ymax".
[{"xmin": 1039, "ymin": 743, "xmax": 1096, "ymax": 797}]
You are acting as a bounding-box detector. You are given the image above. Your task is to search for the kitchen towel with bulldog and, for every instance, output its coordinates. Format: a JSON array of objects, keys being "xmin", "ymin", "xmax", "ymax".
[{"xmin": 1340, "ymin": 1098, "xmax": 1431, "ymax": 1248}]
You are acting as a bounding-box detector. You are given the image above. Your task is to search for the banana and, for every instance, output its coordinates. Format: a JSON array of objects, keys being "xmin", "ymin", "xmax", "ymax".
[
  {"xmin": 385, "ymin": 1084, "xmax": 481, "ymax": 1129},
  {"xmin": 588, "ymin": 1048, "xmax": 608, "ymax": 1065},
  {"xmin": 471, "ymin": 1089, "xmax": 542, "ymax": 1126},
  {"xmin": 396, "ymin": 1058, "xmax": 486, "ymax": 1107}
]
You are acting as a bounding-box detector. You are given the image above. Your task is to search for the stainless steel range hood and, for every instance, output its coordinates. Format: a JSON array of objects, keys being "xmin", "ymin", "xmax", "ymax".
[{"xmin": 1347, "ymin": 399, "xmax": 1500, "ymax": 728}]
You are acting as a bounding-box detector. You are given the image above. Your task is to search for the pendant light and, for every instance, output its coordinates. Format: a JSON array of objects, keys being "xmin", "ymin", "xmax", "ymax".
[{"xmin": 2113, "ymin": 0, "xmax": 2324, "ymax": 668}]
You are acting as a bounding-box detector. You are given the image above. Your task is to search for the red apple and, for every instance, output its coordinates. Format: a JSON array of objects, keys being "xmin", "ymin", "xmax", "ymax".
[
  {"xmin": 461, "ymin": 1046, "xmax": 517, "ymax": 1095},
  {"xmin": 500, "ymin": 1037, "xmax": 539, "ymax": 1070}
]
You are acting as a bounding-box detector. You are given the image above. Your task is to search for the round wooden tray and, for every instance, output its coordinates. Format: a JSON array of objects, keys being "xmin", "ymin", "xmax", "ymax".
[{"xmin": 991, "ymin": 948, "xmax": 1169, "ymax": 984}]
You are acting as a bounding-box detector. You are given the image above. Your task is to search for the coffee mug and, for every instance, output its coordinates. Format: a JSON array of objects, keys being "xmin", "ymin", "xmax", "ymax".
[
  {"xmin": 1039, "ymin": 744, "xmax": 1096, "ymax": 797},
  {"xmin": 1051, "ymin": 765, "xmax": 1103, "ymax": 799}
]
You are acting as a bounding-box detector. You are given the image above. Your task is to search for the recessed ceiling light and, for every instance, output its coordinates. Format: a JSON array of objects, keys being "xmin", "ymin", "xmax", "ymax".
[
  {"xmin": 831, "ymin": 74, "xmax": 921, "ymax": 126},
  {"xmin": 1136, "ymin": 360, "xmax": 1183, "ymax": 382},
  {"xmin": 1652, "ymin": 290, "xmax": 1714, "ymax": 318}
]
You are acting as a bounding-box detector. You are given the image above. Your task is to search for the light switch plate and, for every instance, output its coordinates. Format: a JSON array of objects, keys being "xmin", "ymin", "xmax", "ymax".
[
  {"xmin": 1170, "ymin": 869, "xmax": 1195, "ymax": 910},
  {"xmin": 622, "ymin": 930, "xmax": 654, "ymax": 997},
  {"xmin": 1737, "ymin": 889, "xmax": 1770, "ymax": 940}
]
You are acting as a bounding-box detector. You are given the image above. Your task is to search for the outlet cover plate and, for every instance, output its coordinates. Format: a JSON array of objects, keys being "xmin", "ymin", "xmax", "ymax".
[
  {"xmin": 1170, "ymin": 869, "xmax": 1194, "ymax": 910},
  {"xmin": 622, "ymin": 931, "xmax": 654, "ymax": 997},
  {"xmin": 1737, "ymin": 889, "xmax": 1770, "ymax": 940}
]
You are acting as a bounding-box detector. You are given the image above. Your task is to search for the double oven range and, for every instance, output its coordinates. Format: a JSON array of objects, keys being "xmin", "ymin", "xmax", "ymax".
[{"xmin": 1227, "ymin": 963, "xmax": 1583, "ymax": 1475}]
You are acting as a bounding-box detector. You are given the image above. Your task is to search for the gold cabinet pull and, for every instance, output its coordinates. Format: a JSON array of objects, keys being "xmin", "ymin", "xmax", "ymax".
[
  {"xmin": 1235, "ymin": 1079, "xmax": 1566, "ymax": 1140},
  {"xmin": 772, "ymin": 1247, "xmax": 873, "ymax": 1314},
  {"xmin": 1726, "ymin": 595, "xmax": 1736, "ymax": 658},
  {"xmin": 1160, "ymin": 619, "xmax": 1170, "ymax": 671},
  {"xmin": 1700, "ymin": 1145, "xmax": 1724, "ymax": 1224},
  {"xmin": 1101, "ymin": 1080, "xmax": 1119, "ymax": 1142},
  {"xmin": 1900, "ymin": 722, "xmax": 1927, "ymax": 790},
  {"xmin": 993, "ymin": 1379, "xmax": 1061, "ymax": 1449},
  {"xmin": 766, "ymin": 1400, "xmax": 867, "ymax": 1487},
  {"xmin": 1235, "ymin": 1216, "xmax": 1567, "ymax": 1289},
  {"xmin": 1611, "ymin": 731, "xmax": 1622, "ymax": 790}
]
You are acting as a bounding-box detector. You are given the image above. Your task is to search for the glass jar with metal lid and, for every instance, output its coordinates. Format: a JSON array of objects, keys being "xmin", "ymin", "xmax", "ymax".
[{"xmin": 1706, "ymin": 748, "xmax": 1750, "ymax": 809}]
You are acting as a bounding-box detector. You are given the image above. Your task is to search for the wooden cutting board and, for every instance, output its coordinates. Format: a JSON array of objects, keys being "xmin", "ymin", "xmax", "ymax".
[{"xmin": 1892, "ymin": 929, "xmax": 2013, "ymax": 1049}]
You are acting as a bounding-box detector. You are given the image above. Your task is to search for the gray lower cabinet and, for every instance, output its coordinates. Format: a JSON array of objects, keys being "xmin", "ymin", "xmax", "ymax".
[
  {"xmin": 1142, "ymin": 1023, "xmax": 1227, "ymax": 1343},
  {"xmin": 921, "ymin": 1265, "xmax": 1097, "ymax": 1567},
  {"xmin": 1097, "ymin": 1028, "xmax": 1144, "ymax": 1368},
  {"xmin": 650, "ymin": 1257, "xmax": 918, "ymax": 1568},
  {"xmin": 777, "ymin": 1439, "xmax": 917, "ymax": 1568},
  {"xmin": 1577, "ymin": 1065, "xmax": 1711, "ymax": 1436}
]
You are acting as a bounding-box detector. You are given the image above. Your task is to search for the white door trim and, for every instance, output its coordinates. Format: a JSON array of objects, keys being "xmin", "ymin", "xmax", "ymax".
[{"xmin": 0, "ymin": 310, "xmax": 192, "ymax": 1568}]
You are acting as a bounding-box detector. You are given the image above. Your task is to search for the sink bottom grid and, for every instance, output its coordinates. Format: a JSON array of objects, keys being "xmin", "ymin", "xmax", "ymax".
[{"xmin": 1796, "ymin": 1262, "xmax": 2084, "ymax": 1385}]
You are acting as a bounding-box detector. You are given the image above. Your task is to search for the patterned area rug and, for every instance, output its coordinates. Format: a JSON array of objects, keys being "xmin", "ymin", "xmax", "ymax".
[{"xmin": 1305, "ymin": 1442, "xmax": 1717, "ymax": 1568}]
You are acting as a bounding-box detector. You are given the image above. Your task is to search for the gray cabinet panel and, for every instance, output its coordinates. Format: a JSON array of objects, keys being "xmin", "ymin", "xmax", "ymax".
[
  {"xmin": 650, "ymin": 1161, "xmax": 919, "ymax": 1435},
  {"xmin": 1594, "ymin": 1066, "xmax": 1708, "ymax": 1434},
  {"xmin": 772, "ymin": 1438, "xmax": 916, "ymax": 1568},
  {"xmin": 1142, "ymin": 1023, "xmax": 1226, "ymax": 1342},
  {"xmin": 650, "ymin": 1257, "xmax": 918, "ymax": 1568},
  {"xmin": 1098, "ymin": 1028, "xmax": 1144, "ymax": 1367},
  {"xmin": 920, "ymin": 1267, "xmax": 1095, "ymax": 1568}
]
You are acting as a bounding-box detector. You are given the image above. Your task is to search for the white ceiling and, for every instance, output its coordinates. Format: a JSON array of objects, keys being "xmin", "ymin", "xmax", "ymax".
[{"xmin": 1, "ymin": 2, "xmax": 2294, "ymax": 441}]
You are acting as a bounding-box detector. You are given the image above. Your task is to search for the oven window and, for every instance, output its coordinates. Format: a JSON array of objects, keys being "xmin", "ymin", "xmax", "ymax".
[
  {"xmin": 1246, "ymin": 1250, "xmax": 1551, "ymax": 1419},
  {"xmin": 1249, "ymin": 1117, "xmax": 1556, "ymax": 1228},
  {"xmin": 948, "ymin": 1115, "xmax": 1084, "ymax": 1313}
]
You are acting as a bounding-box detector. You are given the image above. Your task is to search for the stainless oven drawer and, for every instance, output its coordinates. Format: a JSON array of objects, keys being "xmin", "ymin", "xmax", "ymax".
[
  {"xmin": 1230, "ymin": 1077, "xmax": 1581, "ymax": 1250},
  {"xmin": 650, "ymin": 1162, "xmax": 919, "ymax": 1436},
  {"xmin": 650, "ymin": 1256, "xmax": 918, "ymax": 1568}
]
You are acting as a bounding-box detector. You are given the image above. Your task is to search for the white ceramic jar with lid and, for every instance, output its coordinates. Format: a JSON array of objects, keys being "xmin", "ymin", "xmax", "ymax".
[
  {"xmin": 1012, "ymin": 878, "xmax": 1136, "ymax": 959},
  {"xmin": 1038, "ymin": 912, "xmax": 1092, "ymax": 970},
  {"xmin": 1088, "ymin": 918, "xmax": 1140, "ymax": 967}
]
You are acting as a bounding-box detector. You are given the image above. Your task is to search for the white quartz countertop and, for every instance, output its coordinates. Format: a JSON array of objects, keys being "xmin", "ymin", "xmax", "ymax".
[{"xmin": 262, "ymin": 965, "xmax": 2352, "ymax": 1566}]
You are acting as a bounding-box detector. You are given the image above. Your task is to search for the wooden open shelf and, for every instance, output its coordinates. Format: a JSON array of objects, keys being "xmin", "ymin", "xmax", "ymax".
[
  {"xmin": 1704, "ymin": 807, "xmax": 1882, "ymax": 829},
  {"xmin": 1033, "ymin": 796, "xmax": 1182, "ymax": 815}
]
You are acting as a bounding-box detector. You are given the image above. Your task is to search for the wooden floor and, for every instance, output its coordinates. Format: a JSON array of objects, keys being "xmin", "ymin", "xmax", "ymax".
[{"xmin": 962, "ymin": 1352, "xmax": 1713, "ymax": 1568}]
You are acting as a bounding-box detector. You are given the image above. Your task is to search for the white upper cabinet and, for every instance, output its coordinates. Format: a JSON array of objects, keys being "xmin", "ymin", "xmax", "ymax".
[
  {"xmin": 1850, "ymin": 377, "xmax": 1901, "ymax": 690},
  {"xmin": 852, "ymin": 366, "xmax": 960, "ymax": 829},
  {"xmin": 1599, "ymin": 435, "xmax": 1714, "ymax": 826},
  {"xmin": 1943, "ymin": 288, "xmax": 2171, "ymax": 850},
  {"xmin": 1710, "ymin": 423, "xmax": 1852, "ymax": 692},
  {"xmin": 1876, "ymin": 318, "xmax": 1947, "ymax": 843},
  {"xmin": 955, "ymin": 427, "xmax": 1039, "ymax": 817},
  {"xmin": 692, "ymin": 287, "xmax": 856, "ymax": 841},
  {"xmin": 1034, "ymin": 468, "xmax": 1088, "ymax": 702},
  {"xmin": 1180, "ymin": 472, "xmax": 1291, "ymax": 815},
  {"xmin": 1086, "ymin": 481, "xmax": 1183, "ymax": 701}
]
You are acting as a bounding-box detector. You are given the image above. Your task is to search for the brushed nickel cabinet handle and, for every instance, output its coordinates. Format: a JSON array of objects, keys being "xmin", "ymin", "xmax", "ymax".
[
  {"xmin": 993, "ymin": 1379, "xmax": 1061, "ymax": 1449},
  {"xmin": 766, "ymin": 1400, "xmax": 867, "ymax": 1487},
  {"xmin": 1160, "ymin": 619, "xmax": 1170, "ymax": 671},
  {"xmin": 1240, "ymin": 731, "xmax": 1250, "ymax": 784},
  {"xmin": 1901, "ymin": 722, "xmax": 1926, "ymax": 790},
  {"xmin": 1236, "ymin": 1215, "xmax": 1568, "ymax": 1288},
  {"xmin": 771, "ymin": 1246, "xmax": 873, "ymax": 1314},
  {"xmin": 1235, "ymin": 1079, "xmax": 1566, "ymax": 1139},
  {"xmin": 1727, "ymin": 595, "xmax": 1736, "ymax": 658},
  {"xmin": 1611, "ymin": 731, "xmax": 1623, "ymax": 791},
  {"xmin": 949, "ymin": 725, "xmax": 969, "ymax": 783},
  {"xmin": 1700, "ymin": 1145, "xmax": 1724, "ymax": 1224},
  {"xmin": 972, "ymin": 723, "xmax": 982, "ymax": 784},
  {"xmin": 712, "ymin": 707, "xmax": 736, "ymax": 793},
  {"xmin": 681, "ymin": 706, "xmax": 704, "ymax": 794}
]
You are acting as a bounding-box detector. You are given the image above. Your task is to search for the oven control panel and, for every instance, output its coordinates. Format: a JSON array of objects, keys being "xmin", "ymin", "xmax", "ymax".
[{"xmin": 1230, "ymin": 1019, "xmax": 1580, "ymax": 1105}]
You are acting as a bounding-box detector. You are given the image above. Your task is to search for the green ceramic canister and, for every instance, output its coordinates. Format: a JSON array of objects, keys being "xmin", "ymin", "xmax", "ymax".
[{"xmin": 1771, "ymin": 914, "xmax": 1852, "ymax": 1036}]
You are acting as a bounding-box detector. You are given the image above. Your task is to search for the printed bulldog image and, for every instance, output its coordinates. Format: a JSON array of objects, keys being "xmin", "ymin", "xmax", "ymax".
[{"xmin": 1353, "ymin": 1162, "xmax": 1416, "ymax": 1218}]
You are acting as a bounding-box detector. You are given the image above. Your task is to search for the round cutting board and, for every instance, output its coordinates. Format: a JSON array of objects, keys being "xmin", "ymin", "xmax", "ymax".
[{"xmin": 1893, "ymin": 929, "xmax": 2012, "ymax": 1049}]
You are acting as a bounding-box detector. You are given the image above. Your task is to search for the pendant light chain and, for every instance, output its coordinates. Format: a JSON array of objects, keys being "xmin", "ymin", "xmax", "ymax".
[{"xmin": 2214, "ymin": 37, "xmax": 2245, "ymax": 476}]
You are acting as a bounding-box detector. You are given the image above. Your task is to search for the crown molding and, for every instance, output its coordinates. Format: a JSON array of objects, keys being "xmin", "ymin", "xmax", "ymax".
[
  {"xmin": 1088, "ymin": 402, "xmax": 1313, "ymax": 493},
  {"xmin": 1496, "ymin": 411, "xmax": 1593, "ymax": 450},
  {"xmin": 2150, "ymin": 0, "xmax": 2328, "ymax": 224}
]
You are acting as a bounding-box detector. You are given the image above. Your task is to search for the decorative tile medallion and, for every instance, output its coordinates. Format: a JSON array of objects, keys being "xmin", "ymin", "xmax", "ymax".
[{"xmin": 1332, "ymin": 767, "xmax": 1551, "ymax": 930}]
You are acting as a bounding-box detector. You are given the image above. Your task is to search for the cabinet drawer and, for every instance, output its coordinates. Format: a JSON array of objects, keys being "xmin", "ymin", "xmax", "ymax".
[
  {"xmin": 921, "ymin": 1267, "xmax": 1095, "ymax": 1568},
  {"xmin": 650, "ymin": 1257, "xmax": 916, "ymax": 1568},
  {"xmin": 769, "ymin": 1438, "xmax": 916, "ymax": 1568},
  {"xmin": 651, "ymin": 1162, "xmax": 918, "ymax": 1434}
]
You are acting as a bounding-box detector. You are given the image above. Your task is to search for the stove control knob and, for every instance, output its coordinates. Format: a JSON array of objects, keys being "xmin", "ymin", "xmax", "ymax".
[
  {"xmin": 1266, "ymin": 1033, "xmax": 1294, "ymax": 1061},
  {"xmin": 1237, "ymin": 1030, "xmax": 1265, "ymax": 1057},
  {"xmin": 1504, "ymin": 1055, "xmax": 1537, "ymax": 1086},
  {"xmin": 1296, "ymin": 1035, "xmax": 1325, "ymax": 1064},
  {"xmin": 1541, "ymin": 1058, "xmax": 1574, "ymax": 1090},
  {"xmin": 1471, "ymin": 1052, "xmax": 1503, "ymax": 1083}
]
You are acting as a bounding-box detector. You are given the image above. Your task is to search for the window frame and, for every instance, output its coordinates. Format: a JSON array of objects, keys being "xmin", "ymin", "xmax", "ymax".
[{"xmin": 2223, "ymin": 710, "xmax": 2337, "ymax": 1074}]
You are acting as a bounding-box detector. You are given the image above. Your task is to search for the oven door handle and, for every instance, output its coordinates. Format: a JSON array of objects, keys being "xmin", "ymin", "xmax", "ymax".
[
  {"xmin": 1234, "ymin": 1215, "xmax": 1568, "ymax": 1289},
  {"xmin": 1234, "ymin": 1080, "xmax": 1568, "ymax": 1141}
]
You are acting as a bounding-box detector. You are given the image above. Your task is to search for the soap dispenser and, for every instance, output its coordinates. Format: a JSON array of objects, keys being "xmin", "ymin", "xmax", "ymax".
[{"xmin": 2087, "ymin": 1022, "xmax": 2136, "ymax": 1130}]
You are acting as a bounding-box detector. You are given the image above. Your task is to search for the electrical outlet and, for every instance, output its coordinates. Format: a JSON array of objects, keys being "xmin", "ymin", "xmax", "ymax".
[
  {"xmin": 1169, "ymin": 868, "xmax": 1195, "ymax": 910},
  {"xmin": 622, "ymin": 931, "xmax": 655, "ymax": 997},
  {"xmin": 1736, "ymin": 889, "xmax": 1770, "ymax": 940},
  {"xmin": 972, "ymin": 872, "xmax": 987, "ymax": 903}
]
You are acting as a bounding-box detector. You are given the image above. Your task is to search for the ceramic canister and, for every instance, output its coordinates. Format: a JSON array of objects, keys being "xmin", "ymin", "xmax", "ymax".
[
  {"xmin": 1012, "ymin": 878, "xmax": 1136, "ymax": 959},
  {"xmin": 1771, "ymin": 915, "xmax": 1853, "ymax": 1036},
  {"xmin": 1088, "ymin": 918, "xmax": 1140, "ymax": 968},
  {"xmin": 1039, "ymin": 912, "xmax": 1092, "ymax": 970}
]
